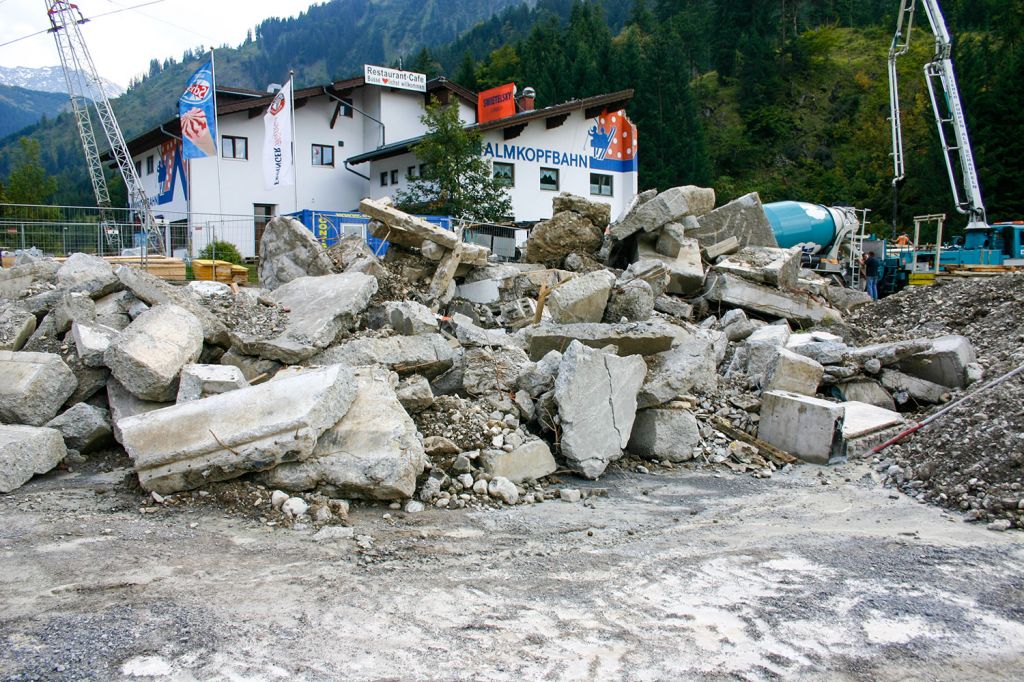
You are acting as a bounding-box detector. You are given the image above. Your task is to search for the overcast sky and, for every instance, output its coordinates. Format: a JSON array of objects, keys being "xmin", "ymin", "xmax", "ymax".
[{"xmin": 0, "ymin": 0, "xmax": 320, "ymax": 88}]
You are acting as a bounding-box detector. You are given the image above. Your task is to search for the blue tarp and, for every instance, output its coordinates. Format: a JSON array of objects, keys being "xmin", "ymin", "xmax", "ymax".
[{"xmin": 289, "ymin": 210, "xmax": 453, "ymax": 257}]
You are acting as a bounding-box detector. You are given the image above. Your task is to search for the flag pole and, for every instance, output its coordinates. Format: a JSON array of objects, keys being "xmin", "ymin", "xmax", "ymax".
[
  {"xmin": 211, "ymin": 48, "xmax": 224, "ymax": 262},
  {"xmin": 290, "ymin": 70, "xmax": 298, "ymax": 214}
]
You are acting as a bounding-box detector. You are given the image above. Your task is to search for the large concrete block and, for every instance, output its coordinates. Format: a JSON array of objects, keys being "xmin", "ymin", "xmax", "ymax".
[
  {"xmin": 609, "ymin": 186, "xmax": 716, "ymax": 240},
  {"xmin": 627, "ymin": 407, "xmax": 701, "ymax": 462},
  {"xmin": 763, "ymin": 347, "xmax": 824, "ymax": 396},
  {"xmin": 840, "ymin": 401, "xmax": 906, "ymax": 458},
  {"xmin": 258, "ymin": 215, "xmax": 335, "ymax": 290},
  {"xmin": 712, "ymin": 246, "xmax": 801, "ymax": 290},
  {"xmin": 71, "ymin": 322, "xmax": 120, "ymax": 368},
  {"xmin": 0, "ymin": 350, "xmax": 78, "ymax": 426},
  {"xmin": 104, "ymin": 304, "xmax": 204, "ymax": 402},
  {"xmin": 176, "ymin": 363, "xmax": 248, "ymax": 403},
  {"xmin": 106, "ymin": 379, "xmax": 170, "ymax": 444},
  {"xmin": 120, "ymin": 364, "xmax": 358, "ymax": 494},
  {"xmin": 758, "ymin": 391, "xmax": 845, "ymax": 465},
  {"xmin": 555, "ymin": 341, "xmax": 647, "ymax": 479},
  {"xmin": 56, "ymin": 253, "xmax": 120, "ymax": 298},
  {"xmin": 45, "ymin": 403, "xmax": 112, "ymax": 453},
  {"xmin": 480, "ymin": 440, "xmax": 557, "ymax": 483},
  {"xmin": 396, "ymin": 374, "xmax": 434, "ymax": 413},
  {"xmin": 880, "ymin": 369, "xmax": 950, "ymax": 405},
  {"xmin": 0, "ymin": 425, "xmax": 67, "ymax": 493},
  {"xmin": 547, "ymin": 271, "xmax": 615, "ymax": 324},
  {"xmin": 553, "ymin": 192, "xmax": 612, "ymax": 228},
  {"xmin": 691, "ymin": 192, "xmax": 779, "ymax": 248},
  {"xmin": 309, "ymin": 333, "xmax": 456, "ymax": 378},
  {"xmin": 261, "ymin": 367, "xmax": 425, "ymax": 499},
  {"xmin": 230, "ymin": 273, "xmax": 377, "ymax": 364},
  {"xmin": 638, "ymin": 330, "xmax": 719, "ymax": 408},
  {"xmin": 115, "ymin": 266, "xmax": 229, "ymax": 346},
  {"xmin": 704, "ymin": 272, "xmax": 841, "ymax": 326},
  {"xmin": 604, "ymin": 279, "xmax": 654, "ymax": 323},
  {"xmin": 525, "ymin": 319, "xmax": 682, "ymax": 361},
  {"xmin": 361, "ymin": 198, "xmax": 460, "ymax": 250},
  {"xmin": 387, "ymin": 301, "xmax": 438, "ymax": 336},
  {"xmin": 897, "ymin": 335, "xmax": 976, "ymax": 388},
  {"xmin": 834, "ymin": 379, "xmax": 896, "ymax": 411},
  {"xmin": 525, "ymin": 211, "xmax": 603, "ymax": 267},
  {"xmin": 635, "ymin": 234, "xmax": 705, "ymax": 296},
  {"xmin": 0, "ymin": 260, "xmax": 60, "ymax": 300}
]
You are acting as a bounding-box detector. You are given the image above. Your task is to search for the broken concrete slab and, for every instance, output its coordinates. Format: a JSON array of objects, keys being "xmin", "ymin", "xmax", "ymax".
[
  {"xmin": 0, "ymin": 350, "xmax": 78, "ymax": 426},
  {"xmin": 704, "ymin": 272, "xmax": 841, "ymax": 326},
  {"xmin": 45, "ymin": 403, "xmax": 112, "ymax": 453},
  {"xmin": 690, "ymin": 192, "xmax": 779, "ymax": 249},
  {"xmin": 554, "ymin": 341, "xmax": 647, "ymax": 479},
  {"xmin": 176, "ymin": 364, "xmax": 248, "ymax": 403},
  {"xmin": 517, "ymin": 350, "xmax": 562, "ymax": 398},
  {"xmin": 553, "ymin": 192, "xmax": 612, "ymax": 228},
  {"xmin": 258, "ymin": 215, "xmax": 335, "ymax": 290},
  {"xmin": 713, "ymin": 246, "xmax": 801, "ymax": 290},
  {"xmin": 71, "ymin": 322, "xmax": 120, "ymax": 368},
  {"xmin": 635, "ymin": 233, "xmax": 705, "ymax": 296},
  {"xmin": 480, "ymin": 440, "xmax": 557, "ymax": 484},
  {"xmin": 762, "ymin": 347, "xmax": 824, "ymax": 396},
  {"xmin": 638, "ymin": 330, "xmax": 719, "ymax": 409},
  {"xmin": 309, "ymin": 333, "xmax": 456, "ymax": 378},
  {"xmin": 721, "ymin": 309, "xmax": 755, "ymax": 342},
  {"xmin": 0, "ymin": 303, "xmax": 36, "ymax": 351},
  {"xmin": 525, "ymin": 211, "xmax": 603, "ymax": 267},
  {"xmin": 547, "ymin": 271, "xmax": 615, "ymax": 324},
  {"xmin": 230, "ymin": 273, "xmax": 377, "ymax": 364},
  {"xmin": 525, "ymin": 319, "xmax": 682, "ymax": 361},
  {"xmin": 653, "ymin": 295, "xmax": 693, "ymax": 321},
  {"xmin": 701, "ymin": 236, "xmax": 742, "ymax": 261},
  {"xmin": 396, "ymin": 374, "xmax": 434, "ymax": 413},
  {"xmin": 260, "ymin": 367, "xmax": 425, "ymax": 500},
  {"xmin": 0, "ymin": 425, "xmax": 67, "ymax": 493},
  {"xmin": 655, "ymin": 222, "xmax": 688, "ymax": 258},
  {"xmin": 93, "ymin": 290, "xmax": 133, "ymax": 330},
  {"xmin": 0, "ymin": 259, "xmax": 60, "ymax": 300},
  {"xmin": 104, "ymin": 304, "xmax": 204, "ymax": 402},
  {"xmin": 426, "ymin": 240, "xmax": 464, "ymax": 305},
  {"xmin": 825, "ymin": 285, "xmax": 873, "ymax": 313},
  {"xmin": 619, "ymin": 260, "xmax": 670, "ymax": 298},
  {"xmin": 56, "ymin": 252, "xmax": 120, "ymax": 298},
  {"xmin": 758, "ymin": 391, "xmax": 845, "ymax": 465},
  {"xmin": 880, "ymin": 369, "xmax": 951, "ymax": 405},
  {"xmin": 844, "ymin": 339, "xmax": 932, "ymax": 368},
  {"xmin": 120, "ymin": 364, "xmax": 358, "ymax": 495},
  {"xmin": 897, "ymin": 335, "xmax": 976, "ymax": 389},
  {"xmin": 463, "ymin": 346, "xmax": 531, "ymax": 395},
  {"xmin": 841, "ymin": 401, "xmax": 906, "ymax": 458},
  {"xmin": 609, "ymin": 185, "xmax": 715, "ymax": 241},
  {"xmin": 787, "ymin": 338, "xmax": 849, "ymax": 366},
  {"xmin": 627, "ymin": 407, "xmax": 701, "ymax": 462},
  {"xmin": 387, "ymin": 301, "xmax": 438, "ymax": 336},
  {"xmin": 361, "ymin": 198, "xmax": 460, "ymax": 251},
  {"xmin": 450, "ymin": 313, "xmax": 518, "ymax": 349},
  {"xmin": 115, "ymin": 266, "xmax": 229, "ymax": 346}
]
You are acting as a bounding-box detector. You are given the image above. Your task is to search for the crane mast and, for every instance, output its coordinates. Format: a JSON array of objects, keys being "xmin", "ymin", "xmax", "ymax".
[
  {"xmin": 45, "ymin": 0, "xmax": 164, "ymax": 254},
  {"xmin": 888, "ymin": 0, "xmax": 987, "ymax": 231}
]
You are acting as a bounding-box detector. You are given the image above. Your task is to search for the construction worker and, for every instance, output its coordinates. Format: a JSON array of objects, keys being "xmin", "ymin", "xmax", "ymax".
[
  {"xmin": 895, "ymin": 232, "xmax": 911, "ymax": 247},
  {"xmin": 862, "ymin": 251, "xmax": 881, "ymax": 301}
]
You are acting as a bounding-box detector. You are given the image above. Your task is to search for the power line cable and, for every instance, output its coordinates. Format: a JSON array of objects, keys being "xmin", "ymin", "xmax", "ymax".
[
  {"xmin": 101, "ymin": 0, "xmax": 219, "ymax": 44},
  {"xmin": 0, "ymin": 0, "xmax": 166, "ymax": 50}
]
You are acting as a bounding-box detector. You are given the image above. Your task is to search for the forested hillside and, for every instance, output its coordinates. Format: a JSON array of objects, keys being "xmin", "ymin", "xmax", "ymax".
[
  {"xmin": 2, "ymin": 0, "xmax": 1021, "ymax": 233},
  {"xmin": 0, "ymin": 85, "xmax": 69, "ymax": 139}
]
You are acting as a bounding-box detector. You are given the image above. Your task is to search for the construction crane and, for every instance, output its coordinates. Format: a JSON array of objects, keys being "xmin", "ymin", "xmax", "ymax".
[
  {"xmin": 45, "ymin": 0, "xmax": 164, "ymax": 254},
  {"xmin": 888, "ymin": 0, "xmax": 987, "ymax": 232}
]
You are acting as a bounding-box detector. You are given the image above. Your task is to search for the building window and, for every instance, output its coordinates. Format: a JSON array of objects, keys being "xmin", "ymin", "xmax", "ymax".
[
  {"xmin": 312, "ymin": 143, "xmax": 334, "ymax": 167},
  {"xmin": 590, "ymin": 173, "xmax": 613, "ymax": 196},
  {"xmin": 146, "ymin": 155, "xmax": 154, "ymax": 175},
  {"xmin": 539, "ymin": 167, "xmax": 559, "ymax": 191},
  {"xmin": 380, "ymin": 172, "xmax": 388, "ymax": 187},
  {"xmin": 341, "ymin": 98, "xmax": 353, "ymax": 118},
  {"xmin": 222, "ymin": 135, "xmax": 248, "ymax": 160},
  {"xmin": 419, "ymin": 163, "xmax": 429, "ymax": 177},
  {"xmin": 390, "ymin": 169, "xmax": 399, "ymax": 184},
  {"xmin": 407, "ymin": 165, "xmax": 417, "ymax": 179},
  {"xmin": 493, "ymin": 162, "xmax": 514, "ymax": 187},
  {"xmin": 134, "ymin": 160, "xmax": 142, "ymax": 176}
]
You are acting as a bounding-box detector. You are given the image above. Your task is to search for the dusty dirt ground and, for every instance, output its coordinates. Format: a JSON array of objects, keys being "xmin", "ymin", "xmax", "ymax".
[{"xmin": 2, "ymin": 457, "xmax": 1024, "ymax": 681}]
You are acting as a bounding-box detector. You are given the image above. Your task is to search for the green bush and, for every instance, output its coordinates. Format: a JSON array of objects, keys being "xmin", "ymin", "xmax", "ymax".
[{"xmin": 197, "ymin": 240, "xmax": 242, "ymax": 264}]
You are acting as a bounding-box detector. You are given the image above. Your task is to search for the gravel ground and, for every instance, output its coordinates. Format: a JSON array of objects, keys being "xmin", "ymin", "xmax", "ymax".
[
  {"xmin": 1, "ymin": 455, "xmax": 1023, "ymax": 680},
  {"xmin": 841, "ymin": 275, "xmax": 1024, "ymax": 526}
]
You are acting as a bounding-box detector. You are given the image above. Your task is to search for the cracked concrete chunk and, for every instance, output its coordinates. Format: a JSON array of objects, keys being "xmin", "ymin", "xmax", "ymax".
[
  {"xmin": 261, "ymin": 367, "xmax": 426, "ymax": 500},
  {"xmin": 0, "ymin": 350, "xmax": 78, "ymax": 426},
  {"xmin": 310, "ymin": 333, "xmax": 456, "ymax": 378},
  {"xmin": 525, "ymin": 319, "xmax": 682, "ymax": 361},
  {"xmin": 71, "ymin": 321, "xmax": 120, "ymax": 368},
  {"xmin": 758, "ymin": 391, "xmax": 845, "ymax": 465},
  {"xmin": 547, "ymin": 271, "xmax": 615, "ymax": 324},
  {"xmin": 0, "ymin": 425, "xmax": 67, "ymax": 493},
  {"xmin": 258, "ymin": 215, "xmax": 335, "ymax": 290},
  {"xmin": 387, "ymin": 301, "xmax": 438, "ymax": 336},
  {"xmin": 897, "ymin": 335, "xmax": 976, "ymax": 389},
  {"xmin": 713, "ymin": 246, "xmax": 802, "ymax": 290},
  {"xmin": 104, "ymin": 304, "xmax": 204, "ymax": 402},
  {"xmin": 45, "ymin": 403, "xmax": 112, "ymax": 453},
  {"xmin": 638, "ymin": 329, "xmax": 719, "ymax": 409},
  {"xmin": 480, "ymin": 440, "xmax": 557, "ymax": 483},
  {"xmin": 0, "ymin": 304, "xmax": 36, "ymax": 351},
  {"xmin": 119, "ymin": 364, "xmax": 358, "ymax": 494},
  {"xmin": 115, "ymin": 266, "xmax": 228, "ymax": 346},
  {"xmin": 176, "ymin": 364, "xmax": 248, "ymax": 403},
  {"xmin": 56, "ymin": 253, "xmax": 120, "ymax": 298},
  {"xmin": 704, "ymin": 272, "xmax": 841, "ymax": 326},
  {"xmin": 555, "ymin": 341, "xmax": 647, "ymax": 479},
  {"xmin": 609, "ymin": 186, "xmax": 716, "ymax": 241},
  {"xmin": 627, "ymin": 408, "xmax": 701, "ymax": 462},
  {"xmin": 691, "ymin": 192, "xmax": 779, "ymax": 248}
]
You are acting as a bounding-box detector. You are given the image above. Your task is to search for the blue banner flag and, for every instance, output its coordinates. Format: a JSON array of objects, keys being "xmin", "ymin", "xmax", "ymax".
[{"xmin": 179, "ymin": 60, "xmax": 217, "ymax": 159}]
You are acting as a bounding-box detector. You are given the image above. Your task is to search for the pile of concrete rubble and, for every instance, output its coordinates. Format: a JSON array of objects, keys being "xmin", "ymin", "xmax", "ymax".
[{"xmin": 0, "ymin": 187, "xmax": 984, "ymax": 526}]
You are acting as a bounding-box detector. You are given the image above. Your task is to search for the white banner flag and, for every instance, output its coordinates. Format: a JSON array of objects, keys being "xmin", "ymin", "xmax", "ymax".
[{"xmin": 263, "ymin": 79, "xmax": 294, "ymax": 190}]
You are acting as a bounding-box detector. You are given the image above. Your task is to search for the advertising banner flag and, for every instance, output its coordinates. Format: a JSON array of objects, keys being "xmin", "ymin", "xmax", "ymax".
[
  {"xmin": 263, "ymin": 78, "xmax": 295, "ymax": 189},
  {"xmin": 179, "ymin": 60, "xmax": 217, "ymax": 159},
  {"xmin": 477, "ymin": 83, "xmax": 517, "ymax": 124}
]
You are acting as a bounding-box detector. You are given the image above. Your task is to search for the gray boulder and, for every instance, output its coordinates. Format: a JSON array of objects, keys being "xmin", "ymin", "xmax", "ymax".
[
  {"xmin": 691, "ymin": 192, "xmax": 779, "ymax": 248},
  {"xmin": 56, "ymin": 253, "xmax": 120, "ymax": 297},
  {"xmin": 627, "ymin": 408, "xmax": 701, "ymax": 462},
  {"xmin": 45, "ymin": 403, "xmax": 112, "ymax": 453},
  {"xmin": 547, "ymin": 271, "xmax": 615, "ymax": 324},
  {"xmin": 258, "ymin": 215, "xmax": 335, "ymax": 290},
  {"xmin": 480, "ymin": 440, "xmax": 557, "ymax": 483},
  {"xmin": 71, "ymin": 322, "xmax": 120, "ymax": 367},
  {"xmin": 309, "ymin": 333, "xmax": 456, "ymax": 378},
  {"xmin": 396, "ymin": 374, "xmax": 434, "ymax": 413},
  {"xmin": 0, "ymin": 425, "xmax": 67, "ymax": 493},
  {"xmin": 0, "ymin": 350, "xmax": 78, "ymax": 426},
  {"xmin": 0, "ymin": 303, "xmax": 36, "ymax": 351},
  {"xmin": 604, "ymin": 279, "xmax": 654, "ymax": 323},
  {"xmin": 387, "ymin": 301, "xmax": 438, "ymax": 336},
  {"xmin": 525, "ymin": 211, "xmax": 603, "ymax": 267},
  {"xmin": 552, "ymin": 192, "xmax": 612, "ymax": 228},
  {"xmin": 638, "ymin": 329, "xmax": 719, "ymax": 408},
  {"xmin": 609, "ymin": 185, "xmax": 715, "ymax": 240}
]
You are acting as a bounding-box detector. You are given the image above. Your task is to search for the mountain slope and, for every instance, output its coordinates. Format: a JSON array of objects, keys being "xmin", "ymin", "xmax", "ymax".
[
  {"xmin": 0, "ymin": 65, "xmax": 125, "ymax": 98},
  {"xmin": 0, "ymin": 85, "xmax": 70, "ymax": 138}
]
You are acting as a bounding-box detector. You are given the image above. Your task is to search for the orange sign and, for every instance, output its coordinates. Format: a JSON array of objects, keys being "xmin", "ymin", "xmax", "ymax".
[{"xmin": 477, "ymin": 83, "xmax": 516, "ymax": 123}]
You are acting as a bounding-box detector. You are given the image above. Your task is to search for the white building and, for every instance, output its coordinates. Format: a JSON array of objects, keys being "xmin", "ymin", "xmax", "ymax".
[{"xmin": 124, "ymin": 75, "xmax": 637, "ymax": 258}]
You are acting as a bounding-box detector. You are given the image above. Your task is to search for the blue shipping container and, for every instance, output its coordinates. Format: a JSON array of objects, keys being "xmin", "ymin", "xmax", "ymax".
[{"xmin": 289, "ymin": 210, "xmax": 453, "ymax": 257}]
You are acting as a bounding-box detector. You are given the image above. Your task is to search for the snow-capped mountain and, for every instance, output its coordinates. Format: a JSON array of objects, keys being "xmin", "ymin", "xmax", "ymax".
[{"xmin": 0, "ymin": 65, "xmax": 125, "ymax": 99}]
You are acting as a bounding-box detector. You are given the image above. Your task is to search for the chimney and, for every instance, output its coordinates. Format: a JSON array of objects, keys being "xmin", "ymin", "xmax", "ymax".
[{"xmin": 517, "ymin": 86, "xmax": 536, "ymax": 112}]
